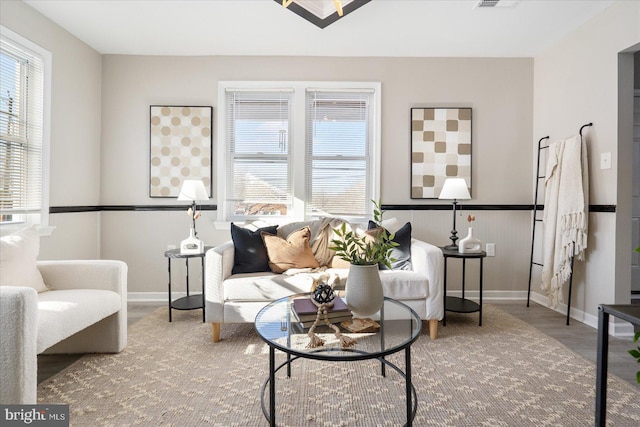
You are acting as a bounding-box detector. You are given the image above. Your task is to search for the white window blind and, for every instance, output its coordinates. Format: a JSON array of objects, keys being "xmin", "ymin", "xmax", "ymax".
[
  {"xmin": 305, "ymin": 89, "xmax": 374, "ymax": 217},
  {"xmin": 224, "ymin": 89, "xmax": 293, "ymax": 219},
  {"xmin": 0, "ymin": 37, "xmax": 44, "ymax": 223}
]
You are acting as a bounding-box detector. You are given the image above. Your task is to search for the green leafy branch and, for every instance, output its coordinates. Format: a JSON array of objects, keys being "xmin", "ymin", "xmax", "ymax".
[{"xmin": 329, "ymin": 200, "xmax": 398, "ymax": 269}]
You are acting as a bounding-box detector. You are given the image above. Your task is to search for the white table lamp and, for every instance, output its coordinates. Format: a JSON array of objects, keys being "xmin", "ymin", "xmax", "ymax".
[
  {"xmin": 177, "ymin": 180, "xmax": 209, "ymax": 254},
  {"xmin": 439, "ymin": 178, "xmax": 471, "ymax": 250}
]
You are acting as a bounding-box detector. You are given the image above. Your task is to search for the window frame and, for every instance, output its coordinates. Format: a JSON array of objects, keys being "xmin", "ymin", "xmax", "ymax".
[
  {"xmin": 217, "ymin": 81, "xmax": 381, "ymax": 225},
  {"xmin": 0, "ymin": 26, "xmax": 51, "ymax": 235}
]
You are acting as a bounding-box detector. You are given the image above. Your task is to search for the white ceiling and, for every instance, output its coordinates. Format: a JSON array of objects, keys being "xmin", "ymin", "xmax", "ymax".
[{"xmin": 23, "ymin": 0, "xmax": 616, "ymax": 57}]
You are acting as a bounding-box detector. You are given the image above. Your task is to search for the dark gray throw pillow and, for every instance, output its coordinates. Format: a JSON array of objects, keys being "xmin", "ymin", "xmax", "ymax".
[
  {"xmin": 231, "ymin": 223, "xmax": 278, "ymax": 274},
  {"xmin": 368, "ymin": 220, "xmax": 412, "ymax": 271}
]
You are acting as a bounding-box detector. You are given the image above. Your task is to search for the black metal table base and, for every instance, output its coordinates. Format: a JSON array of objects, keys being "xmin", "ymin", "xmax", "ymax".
[
  {"xmin": 171, "ymin": 294, "xmax": 203, "ymax": 310},
  {"xmin": 165, "ymin": 247, "xmax": 210, "ymax": 323},
  {"xmin": 595, "ymin": 304, "xmax": 640, "ymax": 426},
  {"xmin": 261, "ymin": 347, "xmax": 416, "ymax": 427},
  {"xmin": 441, "ymin": 248, "xmax": 485, "ymax": 327}
]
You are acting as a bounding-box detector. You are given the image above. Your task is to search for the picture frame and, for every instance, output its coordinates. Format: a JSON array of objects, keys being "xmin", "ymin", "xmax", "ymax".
[
  {"xmin": 149, "ymin": 105, "xmax": 213, "ymax": 198},
  {"xmin": 410, "ymin": 107, "xmax": 472, "ymax": 199}
]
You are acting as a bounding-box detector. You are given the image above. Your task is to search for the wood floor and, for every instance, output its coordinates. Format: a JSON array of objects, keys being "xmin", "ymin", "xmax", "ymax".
[{"xmin": 38, "ymin": 301, "xmax": 640, "ymax": 390}]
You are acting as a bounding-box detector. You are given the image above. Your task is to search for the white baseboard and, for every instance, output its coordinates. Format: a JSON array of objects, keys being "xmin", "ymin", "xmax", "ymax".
[
  {"xmin": 128, "ymin": 292, "xmax": 172, "ymax": 303},
  {"xmin": 127, "ymin": 290, "xmax": 636, "ymax": 338},
  {"xmin": 528, "ymin": 291, "xmax": 635, "ymax": 338},
  {"xmin": 445, "ymin": 289, "xmax": 529, "ymax": 301},
  {"xmin": 402, "ymin": 289, "xmax": 635, "ymax": 338}
]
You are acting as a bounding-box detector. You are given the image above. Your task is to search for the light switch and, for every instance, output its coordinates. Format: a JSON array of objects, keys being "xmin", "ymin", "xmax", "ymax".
[{"xmin": 600, "ymin": 152, "xmax": 611, "ymax": 170}]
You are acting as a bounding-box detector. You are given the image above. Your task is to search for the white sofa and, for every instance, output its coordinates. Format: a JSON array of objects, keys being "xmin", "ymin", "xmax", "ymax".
[
  {"xmin": 0, "ymin": 260, "xmax": 128, "ymax": 404},
  {"xmin": 205, "ymin": 221, "xmax": 444, "ymax": 342}
]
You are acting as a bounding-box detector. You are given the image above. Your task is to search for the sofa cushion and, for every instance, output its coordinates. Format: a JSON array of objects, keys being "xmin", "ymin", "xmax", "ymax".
[
  {"xmin": 36, "ymin": 289, "xmax": 121, "ymax": 353},
  {"xmin": 223, "ymin": 271, "xmax": 317, "ymax": 302},
  {"xmin": 231, "ymin": 223, "xmax": 278, "ymax": 274},
  {"xmin": 368, "ymin": 221, "xmax": 412, "ymax": 271},
  {"xmin": 262, "ymin": 226, "xmax": 319, "ymax": 273},
  {"xmin": 222, "ymin": 268, "xmax": 425, "ymax": 302},
  {"xmin": 0, "ymin": 226, "xmax": 48, "ymax": 293}
]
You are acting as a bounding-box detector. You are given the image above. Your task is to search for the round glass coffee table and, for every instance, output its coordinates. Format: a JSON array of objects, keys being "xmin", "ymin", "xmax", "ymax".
[{"xmin": 255, "ymin": 293, "xmax": 422, "ymax": 427}]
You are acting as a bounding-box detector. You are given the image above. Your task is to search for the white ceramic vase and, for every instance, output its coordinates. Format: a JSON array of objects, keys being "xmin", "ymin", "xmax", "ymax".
[
  {"xmin": 180, "ymin": 228, "xmax": 204, "ymax": 254},
  {"xmin": 459, "ymin": 227, "xmax": 482, "ymax": 254},
  {"xmin": 345, "ymin": 264, "xmax": 384, "ymax": 316}
]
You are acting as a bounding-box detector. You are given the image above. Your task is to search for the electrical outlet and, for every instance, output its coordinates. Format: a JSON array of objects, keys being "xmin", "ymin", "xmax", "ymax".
[
  {"xmin": 600, "ymin": 152, "xmax": 611, "ymax": 170},
  {"xmin": 486, "ymin": 243, "xmax": 495, "ymax": 257}
]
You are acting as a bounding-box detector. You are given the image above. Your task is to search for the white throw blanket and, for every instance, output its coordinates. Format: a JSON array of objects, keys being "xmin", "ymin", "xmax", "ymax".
[{"xmin": 541, "ymin": 134, "xmax": 589, "ymax": 308}]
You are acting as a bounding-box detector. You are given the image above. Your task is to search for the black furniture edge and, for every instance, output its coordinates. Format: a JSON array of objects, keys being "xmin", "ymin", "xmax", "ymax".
[{"xmin": 595, "ymin": 304, "xmax": 640, "ymax": 426}]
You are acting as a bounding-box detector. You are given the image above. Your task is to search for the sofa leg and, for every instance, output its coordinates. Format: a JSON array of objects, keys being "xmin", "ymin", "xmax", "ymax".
[
  {"xmin": 428, "ymin": 319, "xmax": 438, "ymax": 340},
  {"xmin": 211, "ymin": 322, "xmax": 221, "ymax": 343}
]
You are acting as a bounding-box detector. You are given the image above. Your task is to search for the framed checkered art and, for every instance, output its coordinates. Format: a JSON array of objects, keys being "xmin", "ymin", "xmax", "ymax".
[
  {"xmin": 410, "ymin": 107, "xmax": 472, "ymax": 199},
  {"xmin": 149, "ymin": 105, "xmax": 213, "ymax": 198}
]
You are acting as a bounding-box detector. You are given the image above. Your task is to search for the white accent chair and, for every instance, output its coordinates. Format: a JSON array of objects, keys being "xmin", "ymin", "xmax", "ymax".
[{"xmin": 0, "ymin": 260, "xmax": 128, "ymax": 404}]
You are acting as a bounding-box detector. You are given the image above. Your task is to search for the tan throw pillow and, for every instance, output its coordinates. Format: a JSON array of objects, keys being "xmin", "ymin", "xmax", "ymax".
[
  {"xmin": 261, "ymin": 226, "xmax": 320, "ymax": 274},
  {"xmin": 0, "ymin": 225, "xmax": 48, "ymax": 292},
  {"xmin": 329, "ymin": 256, "xmax": 351, "ymax": 269}
]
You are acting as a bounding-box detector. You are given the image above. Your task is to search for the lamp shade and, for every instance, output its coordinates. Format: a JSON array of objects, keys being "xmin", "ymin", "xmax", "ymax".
[
  {"xmin": 177, "ymin": 180, "xmax": 209, "ymax": 202},
  {"xmin": 439, "ymin": 178, "xmax": 470, "ymax": 200}
]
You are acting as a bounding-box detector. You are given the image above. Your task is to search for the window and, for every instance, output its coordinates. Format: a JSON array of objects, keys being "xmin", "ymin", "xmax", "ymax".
[
  {"xmin": 223, "ymin": 89, "xmax": 293, "ymax": 219},
  {"xmin": 305, "ymin": 89, "xmax": 374, "ymax": 217},
  {"xmin": 219, "ymin": 82, "xmax": 380, "ymax": 223},
  {"xmin": 0, "ymin": 27, "xmax": 50, "ymax": 228}
]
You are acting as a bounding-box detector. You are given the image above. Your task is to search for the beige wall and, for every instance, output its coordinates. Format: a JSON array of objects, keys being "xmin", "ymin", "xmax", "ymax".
[
  {"xmin": 1, "ymin": 0, "xmax": 103, "ymax": 259},
  {"xmin": 9, "ymin": 0, "xmax": 635, "ymax": 330},
  {"xmin": 99, "ymin": 55, "xmax": 534, "ymax": 294},
  {"xmin": 532, "ymin": 1, "xmax": 640, "ymax": 320}
]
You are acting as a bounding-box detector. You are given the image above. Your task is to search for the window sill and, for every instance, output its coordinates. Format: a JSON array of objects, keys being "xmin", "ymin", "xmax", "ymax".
[{"xmin": 0, "ymin": 224, "xmax": 55, "ymax": 237}]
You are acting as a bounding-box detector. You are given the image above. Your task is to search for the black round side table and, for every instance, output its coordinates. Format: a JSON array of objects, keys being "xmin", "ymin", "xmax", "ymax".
[
  {"xmin": 164, "ymin": 247, "xmax": 212, "ymax": 322},
  {"xmin": 440, "ymin": 247, "xmax": 487, "ymax": 326}
]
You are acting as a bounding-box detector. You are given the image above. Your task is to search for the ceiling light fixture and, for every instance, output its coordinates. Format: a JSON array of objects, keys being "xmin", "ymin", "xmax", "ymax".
[{"xmin": 277, "ymin": 0, "xmax": 371, "ymax": 29}]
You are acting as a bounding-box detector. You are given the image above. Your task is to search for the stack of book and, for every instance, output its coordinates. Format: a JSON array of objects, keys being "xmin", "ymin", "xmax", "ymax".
[{"xmin": 292, "ymin": 296, "xmax": 353, "ymax": 329}]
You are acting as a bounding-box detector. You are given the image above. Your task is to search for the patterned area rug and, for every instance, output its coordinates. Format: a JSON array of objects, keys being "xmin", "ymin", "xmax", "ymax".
[{"xmin": 38, "ymin": 305, "xmax": 640, "ymax": 426}]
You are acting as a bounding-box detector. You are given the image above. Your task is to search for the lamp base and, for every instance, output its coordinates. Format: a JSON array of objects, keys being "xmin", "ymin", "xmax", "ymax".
[
  {"xmin": 180, "ymin": 228, "xmax": 204, "ymax": 254},
  {"xmin": 443, "ymin": 244, "xmax": 458, "ymax": 251}
]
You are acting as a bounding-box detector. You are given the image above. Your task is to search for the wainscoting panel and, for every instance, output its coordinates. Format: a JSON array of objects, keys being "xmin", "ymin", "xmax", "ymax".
[{"xmin": 386, "ymin": 208, "xmax": 532, "ymax": 294}]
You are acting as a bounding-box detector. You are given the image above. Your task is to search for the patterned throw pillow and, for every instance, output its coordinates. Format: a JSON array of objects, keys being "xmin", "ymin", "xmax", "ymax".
[{"xmin": 261, "ymin": 226, "xmax": 320, "ymax": 274}]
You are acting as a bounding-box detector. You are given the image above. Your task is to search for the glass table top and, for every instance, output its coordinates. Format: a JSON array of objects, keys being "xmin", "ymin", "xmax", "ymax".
[{"xmin": 255, "ymin": 293, "xmax": 422, "ymax": 361}]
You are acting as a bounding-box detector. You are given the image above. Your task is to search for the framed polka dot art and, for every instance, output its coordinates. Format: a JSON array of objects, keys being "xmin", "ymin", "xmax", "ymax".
[
  {"xmin": 149, "ymin": 105, "xmax": 213, "ymax": 198},
  {"xmin": 410, "ymin": 107, "xmax": 472, "ymax": 199}
]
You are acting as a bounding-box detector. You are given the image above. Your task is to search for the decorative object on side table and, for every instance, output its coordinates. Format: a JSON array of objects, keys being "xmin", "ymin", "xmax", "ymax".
[
  {"xmin": 178, "ymin": 179, "xmax": 209, "ymax": 254},
  {"xmin": 330, "ymin": 200, "xmax": 398, "ymax": 316},
  {"xmin": 438, "ymin": 178, "xmax": 471, "ymax": 250},
  {"xmin": 459, "ymin": 214, "xmax": 482, "ymax": 254}
]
